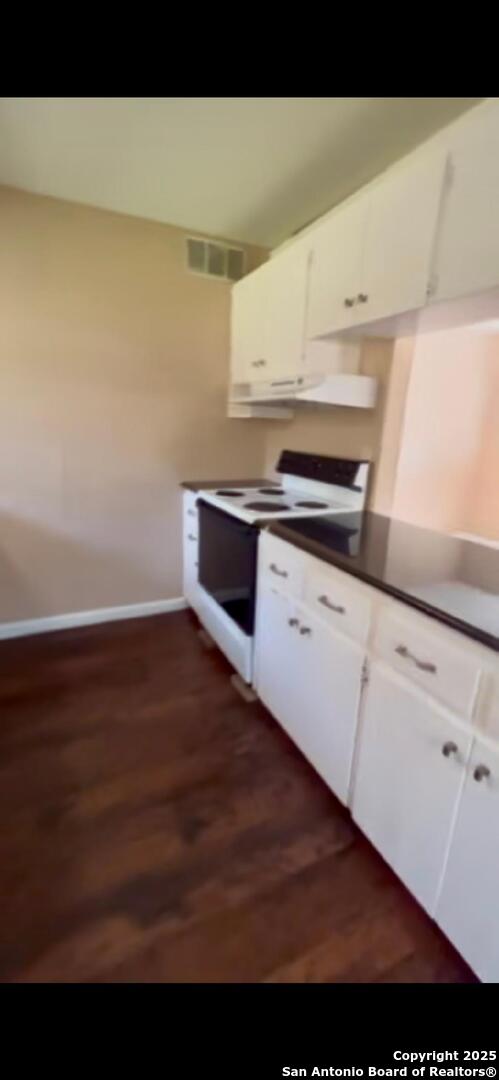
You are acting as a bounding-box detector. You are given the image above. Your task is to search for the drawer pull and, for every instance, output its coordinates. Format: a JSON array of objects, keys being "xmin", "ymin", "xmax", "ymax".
[
  {"xmin": 299, "ymin": 626, "xmax": 312, "ymax": 636},
  {"xmin": 288, "ymin": 618, "xmax": 299, "ymax": 628},
  {"xmin": 344, "ymin": 297, "xmax": 355, "ymax": 308},
  {"xmin": 442, "ymin": 741, "xmax": 458, "ymax": 758},
  {"xmin": 473, "ymin": 764, "xmax": 491, "ymax": 783},
  {"xmin": 188, "ymin": 533, "xmax": 197, "ymax": 542},
  {"xmin": 270, "ymin": 563, "xmax": 288, "ymax": 578},
  {"xmin": 395, "ymin": 643, "xmax": 437, "ymax": 674},
  {"xmin": 357, "ymin": 293, "xmax": 369, "ymax": 303},
  {"xmin": 318, "ymin": 594, "xmax": 345, "ymax": 615}
]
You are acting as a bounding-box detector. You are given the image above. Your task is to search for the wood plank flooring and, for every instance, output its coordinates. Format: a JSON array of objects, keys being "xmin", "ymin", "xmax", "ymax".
[{"xmin": 0, "ymin": 610, "xmax": 475, "ymax": 982}]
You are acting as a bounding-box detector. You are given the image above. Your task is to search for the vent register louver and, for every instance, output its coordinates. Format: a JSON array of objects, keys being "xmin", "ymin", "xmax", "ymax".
[{"xmin": 187, "ymin": 238, "xmax": 246, "ymax": 281}]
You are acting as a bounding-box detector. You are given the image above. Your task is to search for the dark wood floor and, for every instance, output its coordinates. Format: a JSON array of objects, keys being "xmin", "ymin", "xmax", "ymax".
[{"xmin": 0, "ymin": 610, "xmax": 475, "ymax": 983}]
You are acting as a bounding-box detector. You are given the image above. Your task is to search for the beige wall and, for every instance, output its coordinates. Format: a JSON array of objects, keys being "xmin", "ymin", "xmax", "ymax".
[
  {"xmin": 0, "ymin": 186, "xmax": 267, "ymax": 621},
  {"xmin": 263, "ymin": 338, "xmax": 395, "ymax": 501},
  {"xmin": 386, "ymin": 326, "xmax": 499, "ymax": 540}
]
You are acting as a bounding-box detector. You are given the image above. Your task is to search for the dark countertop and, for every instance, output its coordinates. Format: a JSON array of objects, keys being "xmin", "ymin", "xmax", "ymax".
[
  {"xmin": 181, "ymin": 478, "xmax": 275, "ymax": 493},
  {"xmin": 268, "ymin": 511, "xmax": 499, "ymax": 652}
]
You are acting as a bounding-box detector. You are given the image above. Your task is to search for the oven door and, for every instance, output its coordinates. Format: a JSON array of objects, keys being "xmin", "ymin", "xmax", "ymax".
[{"xmin": 197, "ymin": 500, "xmax": 259, "ymax": 635}]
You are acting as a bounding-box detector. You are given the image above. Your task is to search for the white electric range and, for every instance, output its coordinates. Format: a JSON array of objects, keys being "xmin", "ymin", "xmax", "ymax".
[{"xmin": 191, "ymin": 451, "xmax": 371, "ymax": 685}]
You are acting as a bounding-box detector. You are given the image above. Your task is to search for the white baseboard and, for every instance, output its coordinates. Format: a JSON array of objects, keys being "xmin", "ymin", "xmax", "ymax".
[{"xmin": 0, "ymin": 597, "xmax": 188, "ymax": 641}]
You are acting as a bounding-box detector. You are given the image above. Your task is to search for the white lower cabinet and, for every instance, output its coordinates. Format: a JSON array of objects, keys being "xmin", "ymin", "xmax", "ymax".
[
  {"xmin": 253, "ymin": 533, "xmax": 499, "ymax": 979},
  {"xmin": 436, "ymin": 737, "xmax": 499, "ymax": 982},
  {"xmin": 255, "ymin": 579, "xmax": 365, "ymax": 805},
  {"xmin": 182, "ymin": 492, "xmax": 200, "ymax": 610},
  {"xmin": 352, "ymin": 661, "xmax": 473, "ymax": 916}
]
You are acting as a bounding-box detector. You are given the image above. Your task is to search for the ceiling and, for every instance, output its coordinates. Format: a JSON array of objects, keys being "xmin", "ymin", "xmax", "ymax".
[{"xmin": 0, "ymin": 97, "xmax": 482, "ymax": 248}]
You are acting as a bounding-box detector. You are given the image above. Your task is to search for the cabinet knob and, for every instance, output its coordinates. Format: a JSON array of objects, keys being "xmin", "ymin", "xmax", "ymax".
[
  {"xmin": 288, "ymin": 617, "xmax": 299, "ymax": 628},
  {"xmin": 344, "ymin": 297, "xmax": 355, "ymax": 308},
  {"xmin": 442, "ymin": 741, "xmax": 458, "ymax": 758},
  {"xmin": 299, "ymin": 626, "xmax": 312, "ymax": 636},
  {"xmin": 188, "ymin": 533, "xmax": 197, "ymax": 541},
  {"xmin": 473, "ymin": 764, "xmax": 491, "ymax": 783},
  {"xmin": 357, "ymin": 293, "xmax": 369, "ymax": 303}
]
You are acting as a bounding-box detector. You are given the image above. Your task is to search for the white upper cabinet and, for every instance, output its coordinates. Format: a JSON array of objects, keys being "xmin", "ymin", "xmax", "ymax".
[
  {"xmin": 231, "ymin": 244, "xmax": 309, "ymax": 383},
  {"xmin": 306, "ymin": 150, "xmax": 446, "ymax": 337},
  {"xmin": 356, "ymin": 149, "xmax": 446, "ymax": 325},
  {"xmin": 230, "ymin": 267, "xmax": 266, "ymax": 383},
  {"xmin": 306, "ymin": 194, "xmax": 369, "ymax": 338},
  {"xmin": 436, "ymin": 736, "xmax": 499, "ymax": 983},
  {"xmin": 432, "ymin": 100, "xmax": 499, "ymax": 304}
]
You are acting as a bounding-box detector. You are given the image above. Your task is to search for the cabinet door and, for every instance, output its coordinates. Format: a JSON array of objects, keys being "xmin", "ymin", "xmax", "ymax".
[
  {"xmin": 433, "ymin": 101, "xmax": 499, "ymax": 304},
  {"xmin": 230, "ymin": 268, "xmax": 266, "ymax": 383},
  {"xmin": 254, "ymin": 581, "xmax": 302, "ymax": 737},
  {"xmin": 182, "ymin": 499, "xmax": 200, "ymax": 610},
  {"xmin": 436, "ymin": 737, "xmax": 499, "ymax": 982},
  {"xmin": 290, "ymin": 601, "xmax": 365, "ymax": 805},
  {"xmin": 255, "ymin": 582, "xmax": 365, "ymax": 805},
  {"xmin": 352, "ymin": 662, "xmax": 472, "ymax": 914},
  {"xmin": 262, "ymin": 245, "xmax": 309, "ymax": 379},
  {"xmin": 307, "ymin": 194, "xmax": 368, "ymax": 338},
  {"xmin": 355, "ymin": 149, "xmax": 446, "ymax": 325}
]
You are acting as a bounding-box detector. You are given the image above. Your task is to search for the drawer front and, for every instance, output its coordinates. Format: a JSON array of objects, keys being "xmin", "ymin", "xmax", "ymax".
[
  {"xmin": 258, "ymin": 532, "xmax": 305, "ymax": 600},
  {"xmin": 373, "ymin": 606, "xmax": 481, "ymax": 719},
  {"xmin": 304, "ymin": 563, "xmax": 372, "ymax": 645},
  {"xmin": 477, "ymin": 669, "xmax": 499, "ymax": 741}
]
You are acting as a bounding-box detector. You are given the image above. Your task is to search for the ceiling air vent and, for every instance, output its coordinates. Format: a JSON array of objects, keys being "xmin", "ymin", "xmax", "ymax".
[{"xmin": 186, "ymin": 238, "xmax": 246, "ymax": 281}]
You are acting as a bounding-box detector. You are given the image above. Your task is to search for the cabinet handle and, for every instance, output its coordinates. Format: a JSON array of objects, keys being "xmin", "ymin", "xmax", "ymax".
[
  {"xmin": 299, "ymin": 626, "xmax": 312, "ymax": 636},
  {"xmin": 318, "ymin": 594, "xmax": 345, "ymax": 614},
  {"xmin": 288, "ymin": 618, "xmax": 299, "ymax": 628},
  {"xmin": 344, "ymin": 297, "xmax": 355, "ymax": 308},
  {"xmin": 394, "ymin": 644, "xmax": 437, "ymax": 674},
  {"xmin": 187, "ymin": 509, "xmax": 196, "ymax": 517},
  {"xmin": 270, "ymin": 563, "xmax": 288, "ymax": 578},
  {"xmin": 188, "ymin": 533, "xmax": 197, "ymax": 541},
  {"xmin": 357, "ymin": 293, "xmax": 369, "ymax": 303},
  {"xmin": 442, "ymin": 741, "xmax": 458, "ymax": 758},
  {"xmin": 473, "ymin": 764, "xmax": 491, "ymax": 783},
  {"xmin": 251, "ymin": 359, "xmax": 266, "ymax": 367}
]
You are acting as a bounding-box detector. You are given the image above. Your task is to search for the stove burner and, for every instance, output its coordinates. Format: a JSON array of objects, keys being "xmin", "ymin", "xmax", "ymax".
[
  {"xmin": 244, "ymin": 501, "xmax": 290, "ymax": 512},
  {"xmin": 258, "ymin": 487, "xmax": 284, "ymax": 495},
  {"xmin": 215, "ymin": 489, "xmax": 244, "ymax": 496},
  {"xmin": 294, "ymin": 500, "xmax": 329, "ymax": 508}
]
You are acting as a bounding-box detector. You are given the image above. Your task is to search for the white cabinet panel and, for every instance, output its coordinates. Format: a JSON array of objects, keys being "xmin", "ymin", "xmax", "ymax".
[
  {"xmin": 254, "ymin": 582, "xmax": 302, "ymax": 737},
  {"xmin": 356, "ymin": 149, "xmax": 446, "ymax": 325},
  {"xmin": 433, "ymin": 101, "xmax": 499, "ymax": 304},
  {"xmin": 231, "ymin": 246, "xmax": 309, "ymax": 384},
  {"xmin": 352, "ymin": 662, "xmax": 473, "ymax": 914},
  {"xmin": 263, "ymin": 245, "xmax": 309, "ymax": 379},
  {"xmin": 307, "ymin": 194, "xmax": 368, "ymax": 337},
  {"xmin": 258, "ymin": 531, "xmax": 305, "ymax": 600},
  {"xmin": 230, "ymin": 269, "xmax": 266, "ymax": 382},
  {"xmin": 373, "ymin": 605, "xmax": 481, "ymax": 720},
  {"xmin": 436, "ymin": 737, "xmax": 499, "ymax": 982},
  {"xmin": 304, "ymin": 561, "xmax": 372, "ymax": 646},
  {"xmin": 290, "ymin": 600, "xmax": 365, "ymax": 805},
  {"xmin": 254, "ymin": 578, "xmax": 364, "ymax": 805},
  {"xmin": 182, "ymin": 492, "xmax": 200, "ymax": 610}
]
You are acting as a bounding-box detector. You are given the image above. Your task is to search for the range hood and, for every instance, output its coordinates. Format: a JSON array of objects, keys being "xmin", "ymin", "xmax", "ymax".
[
  {"xmin": 231, "ymin": 370, "xmax": 377, "ymax": 409},
  {"xmin": 229, "ymin": 340, "xmax": 378, "ymax": 413}
]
